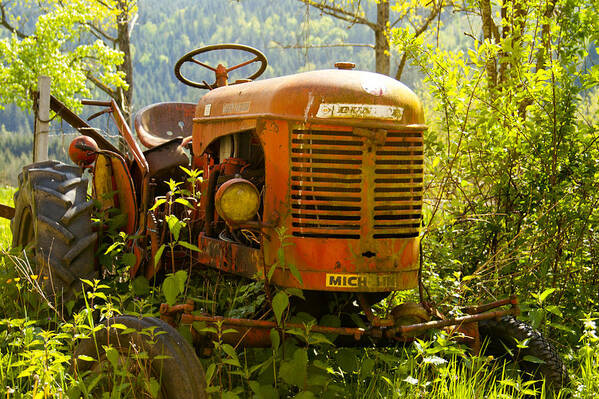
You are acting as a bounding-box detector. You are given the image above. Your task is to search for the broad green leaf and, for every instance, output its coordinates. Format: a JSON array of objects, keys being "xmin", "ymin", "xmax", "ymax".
[
  {"xmin": 267, "ymin": 263, "xmax": 277, "ymax": 281},
  {"xmin": 288, "ymin": 262, "xmax": 303, "ymax": 284},
  {"xmin": 358, "ymin": 358, "xmax": 375, "ymax": 379},
  {"xmin": 178, "ymin": 241, "xmax": 201, "ymax": 252},
  {"xmin": 248, "ymin": 381, "xmax": 260, "ymax": 394},
  {"xmin": 308, "ymin": 332, "xmax": 333, "ymax": 346},
  {"xmin": 154, "ymin": 244, "xmax": 166, "ymax": 267},
  {"xmin": 104, "ymin": 241, "xmax": 121, "ymax": 255},
  {"xmin": 205, "ymin": 363, "xmax": 216, "ymax": 385},
  {"xmin": 256, "ymin": 385, "xmax": 279, "ymax": 399},
  {"xmin": 285, "ymin": 287, "xmax": 304, "ymax": 299},
  {"xmin": 149, "ymin": 198, "xmax": 166, "ymax": 211},
  {"xmin": 280, "ymin": 348, "xmax": 308, "ymax": 387},
  {"xmin": 108, "ymin": 323, "xmax": 128, "ymax": 330},
  {"xmin": 148, "ymin": 378, "xmax": 161, "ymax": 398},
  {"xmin": 175, "ymin": 197, "xmax": 195, "ymax": 209},
  {"xmin": 121, "ymin": 252, "xmax": 137, "ymax": 268},
  {"xmin": 335, "ymin": 348, "xmax": 359, "ymax": 373},
  {"xmin": 222, "ymin": 344, "xmax": 240, "ymax": 367},
  {"xmin": 166, "ymin": 214, "xmax": 185, "ymax": 241},
  {"xmin": 522, "ymin": 355, "xmax": 545, "ymax": 364},
  {"xmin": 174, "ymin": 270, "xmax": 188, "ymax": 294},
  {"xmin": 294, "ymin": 392, "xmax": 316, "ymax": 399},
  {"xmin": 105, "ymin": 346, "xmax": 119, "ymax": 368},
  {"xmin": 546, "ymin": 305, "xmax": 563, "ymax": 318},
  {"xmin": 132, "ymin": 276, "xmax": 150, "ymax": 296},
  {"xmin": 538, "ymin": 288, "xmax": 556, "ymax": 304},
  {"xmin": 272, "ymin": 291, "xmax": 289, "ymax": 325},
  {"xmin": 162, "ymin": 275, "xmax": 178, "ymax": 305}
]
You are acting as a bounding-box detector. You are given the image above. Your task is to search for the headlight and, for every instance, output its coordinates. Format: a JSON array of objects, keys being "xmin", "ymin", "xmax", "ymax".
[{"xmin": 215, "ymin": 178, "xmax": 260, "ymax": 225}]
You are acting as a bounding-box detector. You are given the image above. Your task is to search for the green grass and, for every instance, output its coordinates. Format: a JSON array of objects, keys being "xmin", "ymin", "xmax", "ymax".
[
  {"xmin": 0, "ymin": 183, "xmax": 595, "ymax": 397},
  {"xmin": 0, "ymin": 185, "xmax": 14, "ymax": 249}
]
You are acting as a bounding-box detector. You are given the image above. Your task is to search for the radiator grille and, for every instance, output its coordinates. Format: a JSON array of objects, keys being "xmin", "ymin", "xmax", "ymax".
[
  {"xmin": 290, "ymin": 129, "xmax": 422, "ymax": 239},
  {"xmin": 373, "ymin": 131, "xmax": 423, "ymax": 238},
  {"xmin": 291, "ymin": 129, "xmax": 362, "ymax": 239}
]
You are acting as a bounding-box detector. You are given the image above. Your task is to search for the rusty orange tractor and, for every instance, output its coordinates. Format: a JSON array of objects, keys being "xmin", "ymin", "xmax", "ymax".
[{"xmin": 2, "ymin": 44, "xmax": 567, "ymax": 396}]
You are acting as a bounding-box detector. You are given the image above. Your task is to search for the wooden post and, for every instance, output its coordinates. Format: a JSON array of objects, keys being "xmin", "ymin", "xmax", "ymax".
[{"xmin": 33, "ymin": 76, "xmax": 51, "ymax": 162}]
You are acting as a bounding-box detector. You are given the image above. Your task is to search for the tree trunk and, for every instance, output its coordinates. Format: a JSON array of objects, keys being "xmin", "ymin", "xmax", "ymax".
[
  {"xmin": 480, "ymin": 0, "xmax": 497, "ymax": 87},
  {"xmin": 374, "ymin": 1, "xmax": 390, "ymax": 75}
]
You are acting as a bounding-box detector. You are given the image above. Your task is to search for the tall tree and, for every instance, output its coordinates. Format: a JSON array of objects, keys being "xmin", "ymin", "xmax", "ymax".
[
  {"xmin": 85, "ymin": 0, "xmax": 137, "ymax": 119},
  {"xmin": 0, "ymin": 0, "xmax": 135, "ymax": 119},
  {"xmin": 297, "ymin": 0, "xmax": 443, "ymax": 79}
]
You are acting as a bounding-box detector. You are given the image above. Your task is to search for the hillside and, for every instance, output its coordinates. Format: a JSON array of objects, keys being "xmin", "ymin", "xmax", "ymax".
[
  {"xmin": 0, "ymin": 0, "xmax": 412, "ymax": 184},
  {"xmin": 0, "ymin": 0, "xmax": 385, "ymax": 131}
]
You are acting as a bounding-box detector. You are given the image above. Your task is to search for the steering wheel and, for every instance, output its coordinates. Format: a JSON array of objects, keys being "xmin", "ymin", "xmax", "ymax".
[{"xmin": 174, "ymin": 44, "xmax": 267, "ymax": 89}]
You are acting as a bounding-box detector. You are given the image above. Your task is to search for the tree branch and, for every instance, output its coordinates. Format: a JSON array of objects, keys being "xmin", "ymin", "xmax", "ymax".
[
  {"xmin": 0, "ymin": 3, "xmax": 28, "ymax": 39},
  {"xmin": 86, "ymin": 72, "xmax": 117, "ymax": 100},
  {"xmin": 93, "ymin": 0, "xmax": 115, "ymax": 11},
  {"xmin": 299, "ymin": 0, "xmax": 377, "ymax": 30},
  {"xmin": 87, "ymin": 22, "xmax": 117, "ymax": 43},
  {"xmin": 394, "ymin": 2, "xmax": 443, "ymax": 80}
]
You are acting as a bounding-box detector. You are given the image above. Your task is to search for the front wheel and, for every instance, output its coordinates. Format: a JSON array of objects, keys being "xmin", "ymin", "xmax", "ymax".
[
  {"xmin": 478, "ymin": 316, "xmax": 568, "ymax": 391},
  {"xmin": 72, "ymin": 315, "xmax": 207, "ymax": 398}
]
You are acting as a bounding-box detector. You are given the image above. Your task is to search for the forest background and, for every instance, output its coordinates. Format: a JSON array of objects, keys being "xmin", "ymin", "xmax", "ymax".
[
  {"xmin": 0, "ymin": 0, "xmax": 599, "ymax": 396},
  {"xmin": 0, "ymin": 0, "xmax": 425, "ymax": 185}
]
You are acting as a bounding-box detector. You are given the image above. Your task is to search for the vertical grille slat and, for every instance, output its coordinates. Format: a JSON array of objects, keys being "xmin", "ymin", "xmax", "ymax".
[{"xmin": 290, "ymin": 128, "xmax": 422, "ymax": 239}]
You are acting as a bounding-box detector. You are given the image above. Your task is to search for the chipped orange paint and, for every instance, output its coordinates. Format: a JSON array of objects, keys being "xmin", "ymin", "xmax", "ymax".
[{"xmin": 192, "ymin": 69, "xmax": 426, "ymax": 293}]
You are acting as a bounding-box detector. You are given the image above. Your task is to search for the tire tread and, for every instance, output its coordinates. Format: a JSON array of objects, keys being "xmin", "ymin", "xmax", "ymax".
[
  {"xmin": 11, "ymin": 161, "xmax": 97, "ymax": 300},
  {"xmin": 479, "ymin": 316, "xmax": 568, "ymax": 390}
]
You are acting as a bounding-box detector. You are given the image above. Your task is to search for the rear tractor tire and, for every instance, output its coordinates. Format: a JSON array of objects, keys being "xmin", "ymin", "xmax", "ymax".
[
  {"xmin": 478, "ymin": 316, "xmax": 568, "ymax": 392},
  {"xmin": 11, "ymin": 161, "xmax": 97, "ymax": 301}
]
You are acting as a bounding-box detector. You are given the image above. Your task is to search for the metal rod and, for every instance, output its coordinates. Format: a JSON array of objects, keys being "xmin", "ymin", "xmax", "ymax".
[
  {"xmin": 49, "ymin": 95, "xmax": 121, "ymax": 154},
  {"xmin": 182, "ymin": 314, "xmax": 368, "ymax": 339},
  {"xmin": 81, "ymin": 99, "xmax": 112, "ymax": 107},
  {"xmin": 0, "ymin": 204, "xmax": 15, "ymax": 220},
  {"xmin": 181, "ymin": 296, "xmax": 520, "ymax": 345},
  {"xmin": 391, "ymin": 307, "xmax": 518, "ymax": 336},
  {"xmin": 106, "ymin": 99, "xmax": 150, "ymax": 237},
  {"xmin": 462, "ymin": 295, "xmax": 518, "ymax": 315}
]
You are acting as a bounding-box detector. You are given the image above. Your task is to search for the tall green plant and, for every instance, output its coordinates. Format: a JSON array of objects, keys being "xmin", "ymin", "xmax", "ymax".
[{"xmin": 392, "ymin": 0, "xmax": 599, "ymax": 338}]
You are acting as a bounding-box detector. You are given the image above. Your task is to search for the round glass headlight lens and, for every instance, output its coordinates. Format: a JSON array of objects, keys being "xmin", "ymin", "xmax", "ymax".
[{"xmin": 215, "ymin": 178, "xmax": 260, "ymax": 225}]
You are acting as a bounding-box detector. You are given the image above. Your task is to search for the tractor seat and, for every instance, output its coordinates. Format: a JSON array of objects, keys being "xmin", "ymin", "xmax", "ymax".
[{"xmin": 134, "ymin": 102, "xmax": 196, "ymax": 149}]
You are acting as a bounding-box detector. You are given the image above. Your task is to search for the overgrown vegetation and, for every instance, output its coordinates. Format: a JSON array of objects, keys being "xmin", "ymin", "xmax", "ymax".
[
  {"xmin": 0, "ymin": 0, "xmax": 598, "ymax": 396},
  {"xmin": 0, "ymin": 178, "xmax": 597, "ymax": 398},
  {"xmin": 391, "ymin": 0, "xmax": 599, "ymax": 348}
]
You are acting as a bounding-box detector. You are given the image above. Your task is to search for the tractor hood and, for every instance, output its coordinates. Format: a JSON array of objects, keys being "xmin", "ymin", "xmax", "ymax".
[{"xmin": 194, "ymin": 69, "xmax": 425, "ymax": 127}]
